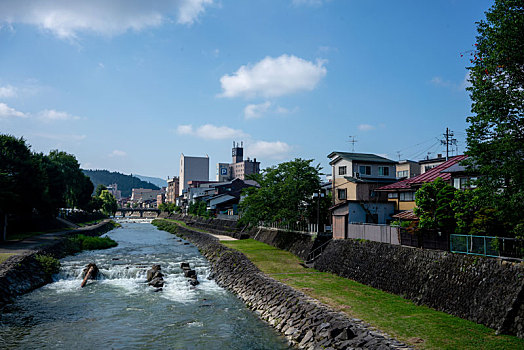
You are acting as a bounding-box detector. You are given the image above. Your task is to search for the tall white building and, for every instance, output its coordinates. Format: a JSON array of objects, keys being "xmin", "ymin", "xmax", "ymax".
[{"xmin": 179, "ymin": 154, "xmax": 209, "ymax": 196}]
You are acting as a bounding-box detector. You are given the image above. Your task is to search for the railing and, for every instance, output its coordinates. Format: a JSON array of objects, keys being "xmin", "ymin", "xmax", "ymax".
[
  {"xmin": 450, "ymin": 234, "xmax": 524, "ymax": 261},
  {"xmin": 306, "ymin": 239, "xmax": 332, "ymax": 264},
  {"xmin": 258, "ymin": 221, "xmax": 331, "ymax": 234}
]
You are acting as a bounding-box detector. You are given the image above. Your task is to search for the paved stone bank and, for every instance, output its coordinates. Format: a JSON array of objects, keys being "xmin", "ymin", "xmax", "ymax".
[
  {"xmin": 0, "ymin": 220, "xmax": 116, "ymax": 306},
  {"xmin": 314, "ymin": 239, "xmax": 524, "ymax": 338},
  {"xmin": 153, "ymin": 219, "xmax": 409, "ymax": 349}
]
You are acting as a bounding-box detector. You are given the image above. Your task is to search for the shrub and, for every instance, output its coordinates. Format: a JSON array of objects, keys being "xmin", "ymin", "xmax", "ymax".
[
  {"xmin": 68, "ymin": 234, "xmax": 118, "ymax": 252},
  {"xmin": 35, "ymin": 254, "xmax": 60, "ymax": 275}
]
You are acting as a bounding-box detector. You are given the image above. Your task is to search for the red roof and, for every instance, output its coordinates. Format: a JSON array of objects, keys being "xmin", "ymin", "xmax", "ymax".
[{"xmin": 377, "ymin": 155, "xmax": 468, "ymax": 191}]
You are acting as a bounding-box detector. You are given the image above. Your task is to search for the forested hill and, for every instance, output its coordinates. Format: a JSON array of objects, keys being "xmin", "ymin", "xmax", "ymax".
[{"xmin": 83, "ymin": 169, "xmax": 160, "ymax": 197}]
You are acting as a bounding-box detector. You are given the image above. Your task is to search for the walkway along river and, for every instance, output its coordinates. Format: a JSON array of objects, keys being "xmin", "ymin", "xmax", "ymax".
[{"xmin": 0, "ymin": 221, "xmax": 289, "ymax": 349}]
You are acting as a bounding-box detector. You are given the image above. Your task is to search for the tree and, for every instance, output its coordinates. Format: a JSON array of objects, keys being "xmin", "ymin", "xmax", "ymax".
[
  {"xmin": 451, "ymin": 189, "xmax": 503, "ymax": 236},
  {"xmin": 414, "ymin": 178, "xmax": 457, "ymax": 234},
  {"xmin": 95, "ymin": 184, "xmax": 107, "ymax": 197},
  {"xmin": 239, "ymin": 158, "xmax": 327, "ymax": 227},
  {"xmin": 99, "ymin": 190, "xmax": 117, "ymax": 216},
  {"xmin": 0, "ymin": 135, "xmax": 42, "ymax": 240},
  {"xmin": 465, "ymin": 0, "xmax": 524, "ymax": 235}
]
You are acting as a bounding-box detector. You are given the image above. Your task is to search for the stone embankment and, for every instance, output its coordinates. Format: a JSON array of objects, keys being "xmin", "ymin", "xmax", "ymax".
[
  {"xmin": 0, "ymin": 220, "xmax": 116, "ymax": 306},
  {"xmin": 314, "ymin": 239, "xmax": 524, "ymax": 339},
  {"xmin": 153, "ymin": 219, "xmax": 409, "ymax": 349},
  {"xmin": 165, "ymin": 213, "xmax": 329, "ymax": 260}
]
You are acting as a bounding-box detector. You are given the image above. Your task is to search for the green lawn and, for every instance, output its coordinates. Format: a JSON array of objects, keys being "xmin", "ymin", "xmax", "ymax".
[
  {"xmin": 223, "ymin": 239, "xmax": 524, "ymax": 350},
  {"xmin": 0, "ymin": 252, "xmax": 16, "ymax": 264},
  {"xmin": 165, "ymin": 219, "xmax": 210, "ymax": 234}
]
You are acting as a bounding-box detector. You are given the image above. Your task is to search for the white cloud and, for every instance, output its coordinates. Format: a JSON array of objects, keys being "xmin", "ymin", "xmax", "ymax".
[
  {"xmin": 109, "ymin": 150, "xmax": 127, "ymax": 157},
  {"xmin": 0, "ymin": 0, "xmax": 214, "ymax": 39},
  {"xmin": 176, "ymin": 123, "xmax": 247, "ymax": 140},
  {"xmin": 38, "ymin": 109, "xmax": 81, "ymax": 122},
  {"xmin": 275, "ymin": 105, "xmax": 299, "ymax": 114},
  {"xmin": 244, "ymin": 101, "xmax": 272, "ymax": 119},
  {"xmin": 0, "ymin": 102, "xmax": 26, "ymax": 119},
  {"xmin": 431, "ymin": 72, "xmax": 471, "ymax": 91},
  {"xmin": 0, "ymin": 85, "xmax": 17, "ymax": 98},
  {"xmin": 220, "ymin": 54, "xmax": 327, "ymax": 98},
  {"xmin": 358, "ymin": 124, "xmax": 375, "ymax": 131},
  {"xmin": 247, "ymin": 141, "xmax": 291, "ymax": 160}
]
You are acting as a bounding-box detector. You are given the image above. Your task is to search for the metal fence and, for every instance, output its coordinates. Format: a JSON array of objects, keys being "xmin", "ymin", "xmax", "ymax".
[
  {"xmin": 450, "ymin": 234, "xmax": 524, "ymax": 261},
  {"xmin": 347, "ymin": 223, "xmax": 400, "ymax": 245},
  {"xmin": 258, "ymin": 221, "xmax": 331, "ymax": 234}
]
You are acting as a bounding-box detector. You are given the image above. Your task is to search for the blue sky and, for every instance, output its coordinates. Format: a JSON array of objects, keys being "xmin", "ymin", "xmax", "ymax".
[{"xmin": 0, "ymin": 0, "xmax": 492, "ymax": 179}]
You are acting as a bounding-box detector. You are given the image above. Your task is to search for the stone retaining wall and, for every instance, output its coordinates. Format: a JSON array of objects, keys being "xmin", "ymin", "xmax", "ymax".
[
  {"xmin": 166, "ymin": 214, "xmax": 328, "ymax": 260},
  {"xmin": 0, "ymin": 220, "xmax": 116, "ymax": 306},
  {"xmin": 153, "ymin": 219, "xmax": 409, "ymax": 349},
  {"xmin": 313, "ymin": 239, "xmax": 524, "ymax": 338}
]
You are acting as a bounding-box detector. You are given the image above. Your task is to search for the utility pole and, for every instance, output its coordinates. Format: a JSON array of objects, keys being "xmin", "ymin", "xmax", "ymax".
[
  {"xmin": 441, "ymin": 128, "xmax": 457, "ymax": 160},
  {"xmin": 348, "ymin": 136, "xmax": 358, "ymax": 152}
]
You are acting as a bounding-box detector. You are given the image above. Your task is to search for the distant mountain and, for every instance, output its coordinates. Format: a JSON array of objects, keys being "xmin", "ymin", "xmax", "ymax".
[
  {"xmin": 134, "ymin": 174, "xmax": 167, "ymax": 189},
  {"xmin": 82, "ymin": 169, "xmax": 160, "ymax": 198}
]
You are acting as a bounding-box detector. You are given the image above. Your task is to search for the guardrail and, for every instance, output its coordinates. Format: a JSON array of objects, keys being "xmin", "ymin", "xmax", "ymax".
[{"xmin": 450, "ymin": 234, "xmax": 523, "ymax": 261}]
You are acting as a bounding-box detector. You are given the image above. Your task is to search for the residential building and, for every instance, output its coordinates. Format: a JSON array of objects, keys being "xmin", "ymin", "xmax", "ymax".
[
  {"xmin": 328, "ymin": 151, "xmax": 398, "ymax": 206},
  {"xmin": 166, "ymin": 177, "xmax": 179, "ymax": 203},
  {"xmin": 106, "ymin": 183, "xmax": 121, "ymax": 200},
  {"xmin": 376, "ymin": 154, "xmax": 468, "ymax": 211},
  {"xmin": 396, "ymin": 160, "xmax": 420, "ymax": 179},
  {"xmin": 179, "ymin": 154, "xmax": 209, "ymax": 196},
  {"xmin": 157, "ymin": 193, "xmax": 165, "ymax": 207},
  {"xmin": 131, "ymin": 188, "xmax": 163, "ymax": 203},
  {"xmin": 419, "ymin": 154, "xmax": 446, "ymax": 174}
]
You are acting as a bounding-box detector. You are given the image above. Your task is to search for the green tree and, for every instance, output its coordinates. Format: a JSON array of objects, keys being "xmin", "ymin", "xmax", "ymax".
[
  {"xmin": 95, "ymin": 184, "xmax": 107, "ymax": 197},
  {"xmin": 0, "ymin": 135, "xmax": 42, "ymax": 240},
  {"xmin": 99, "ymin": 190, "xmax": 117, "ymax": 216},
  {"xmin": 465, "ymin": 0, "xmax": 524, "ymax": 235},
  {"xmin": 414, "ymin": 178, "xmax": 457, "ymax": 234},
  {"xmin": 239, "ymin": 158, "xmax": 324, "ymax": 227},
  {"xmin": 451, "ymin": 189, "xmax": 503, "ymax": 236}
]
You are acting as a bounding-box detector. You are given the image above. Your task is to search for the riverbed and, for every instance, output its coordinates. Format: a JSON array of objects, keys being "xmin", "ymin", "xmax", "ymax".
[{"xmin": 0, "ymin": 221, "xmax": 289, "ymax": 349}]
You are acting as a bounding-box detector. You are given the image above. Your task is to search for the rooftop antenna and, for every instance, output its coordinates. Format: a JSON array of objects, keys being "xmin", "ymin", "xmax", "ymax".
[
  {"xmin": 348, "ymin": 136, "xmax": 358, "ymax": 152},
  {"xmin": 396, "ymin": 151, "xmax": 401, "ymax": 161}
]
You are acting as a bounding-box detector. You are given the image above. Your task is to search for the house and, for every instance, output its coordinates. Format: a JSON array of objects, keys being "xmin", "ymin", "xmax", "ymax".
[
  {"xmin": 396, "ymin": 160, "xmax": 420, "ymax": 179},
  {"xmin": 375, "ymin": 154, "xmax": 468, "ymax": 212},
  {"xmin": 328, "ymin": 152, "xmax": 398, "ymax": 238},
  {"xmin": 328, "ymin": 151, "xmax": 398, "ymax": 205}
]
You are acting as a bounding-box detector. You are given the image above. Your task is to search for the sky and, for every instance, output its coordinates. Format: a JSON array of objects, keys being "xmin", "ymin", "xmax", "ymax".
[{"xmin": 0, "ymin": 0, "xmax": 493, "ymax": 180}]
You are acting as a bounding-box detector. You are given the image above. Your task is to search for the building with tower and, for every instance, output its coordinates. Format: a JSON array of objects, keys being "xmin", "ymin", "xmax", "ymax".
[{"xmin": 216, "ymin": 141, "xmax": 260, "ymax": 181}]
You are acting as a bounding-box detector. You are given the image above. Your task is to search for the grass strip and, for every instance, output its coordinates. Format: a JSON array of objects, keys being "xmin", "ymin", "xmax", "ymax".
[
  {"xmin": 0, "ymin": 253, "xmax": 16, "ymax": 264},
  {"xmin": 165, "ymin": 219, "xmax": 210, "ymax": 234},
  {"xmin": 223, "ymin": 239, "xmax": 524, "ymax": 350}
]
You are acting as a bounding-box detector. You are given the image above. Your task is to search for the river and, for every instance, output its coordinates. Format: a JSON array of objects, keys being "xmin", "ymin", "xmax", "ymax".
[{"xmin": 0, "ymin": 221, "xmax": 289, "ymax": 349}]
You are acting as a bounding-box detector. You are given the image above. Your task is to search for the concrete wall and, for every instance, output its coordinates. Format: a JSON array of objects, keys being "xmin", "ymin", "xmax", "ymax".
[
  {"xmin": 314, "ymin": 239, "xmax": 524, "ymax": 338},
  {"xmin": 347, "ymin": 223, "xmax": 400, "ymax": 245}
]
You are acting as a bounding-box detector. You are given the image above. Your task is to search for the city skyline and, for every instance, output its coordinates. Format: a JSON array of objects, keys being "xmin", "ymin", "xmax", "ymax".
[{"xmin": 0, "ymin": 0, "xmax": 491, "ymax": 179}]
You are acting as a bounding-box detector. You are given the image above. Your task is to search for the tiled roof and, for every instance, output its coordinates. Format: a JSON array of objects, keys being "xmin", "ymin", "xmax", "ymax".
[
  {"xmin": 392, "ymin": 210, "xmax": 419, "ymax": 220},
  {"xmin": 328, "ymin": 151, "xmax": 397, "ymax": 164},
  {"xmin": 376, "ymin": 155, "xmax": 468, "ymax": 191}
]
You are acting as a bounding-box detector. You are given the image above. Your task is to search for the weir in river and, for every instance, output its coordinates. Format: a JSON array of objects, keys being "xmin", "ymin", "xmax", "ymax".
[{"xmin": 0, "ymin": 221, "xmax": 289, "ymax": 349}]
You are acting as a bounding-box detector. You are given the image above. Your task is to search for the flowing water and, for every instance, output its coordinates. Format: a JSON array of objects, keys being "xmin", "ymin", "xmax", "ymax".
[{"xmin": 0, "ymin": 221, "xmax": 289, "ymax": 349}]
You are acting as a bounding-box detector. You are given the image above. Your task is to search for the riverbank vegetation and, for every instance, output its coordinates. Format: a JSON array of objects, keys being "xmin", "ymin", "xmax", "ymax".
[
  {"xmin": 66, "ymin": 234, "xmax": 118, "ymax": 253},
  {"xmin": 34, "ymin": 254, "xmax": 61, "ymax": 276},
  {"xmin": 0, "ymin": 135, "xmax": 118, "ymax": 240},
  {"xmin": 223, "ymin": 239, "xmax": 524, "ymax": 350}
]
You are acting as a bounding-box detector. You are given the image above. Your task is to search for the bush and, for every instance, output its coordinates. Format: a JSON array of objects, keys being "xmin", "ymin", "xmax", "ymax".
[
  {"xmin": 35, "ymin": 254, "xmax": 60, "ymax": 275},
  {"xmin": 68, "ymin": 234, "xmax": 118, "ymax": 252}
]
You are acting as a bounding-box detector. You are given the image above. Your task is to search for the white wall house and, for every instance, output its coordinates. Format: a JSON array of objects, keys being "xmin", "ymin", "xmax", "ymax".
[{"xmin": 179, "ymin": 154, "xmax": 209, "ymax": 196}]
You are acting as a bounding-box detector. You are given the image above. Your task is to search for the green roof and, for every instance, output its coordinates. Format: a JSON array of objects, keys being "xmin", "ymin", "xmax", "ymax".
[{"xmin": 328, "ymin": 151, "xmax": 397, "ymax": 165}]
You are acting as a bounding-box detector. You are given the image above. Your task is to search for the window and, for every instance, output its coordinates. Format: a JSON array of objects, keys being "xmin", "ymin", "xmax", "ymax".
[
  {"xmin": 397, "ymin": 170, "xmax": 408, "ymax": 178},
  {"xmin": 378, "ymin": 166, "xmax": 389, "ymax": 176},
  {"xmin": 338, "ymin": 166, "xmax": 347, "ymax": 175},
  {"xmin": 337, "ymin": 189, "xmax": 347, "ymax": 200},
  {"xmin": 388, "ymin": 193, "xmax": 398, "ymax": 199},
  {"xmin": 399, "ymin": 191, "xmax": 415, "ymax": 201},
  {"xmin": 359, "ymin": 165, "xmax": 371, "ymax": 175}
]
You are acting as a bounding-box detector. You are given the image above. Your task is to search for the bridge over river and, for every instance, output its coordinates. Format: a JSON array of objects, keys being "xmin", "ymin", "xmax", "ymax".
[{"xmin": 115, "ymin": 208, "xmax": 160, "ymax": 218}]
